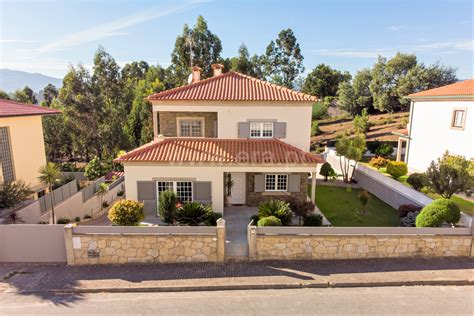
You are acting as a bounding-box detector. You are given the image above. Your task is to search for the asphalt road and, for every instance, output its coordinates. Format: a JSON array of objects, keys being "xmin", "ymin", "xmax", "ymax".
[{"xmin": 0, "ymin": 286, "xmax": 472, "ymax": 315}]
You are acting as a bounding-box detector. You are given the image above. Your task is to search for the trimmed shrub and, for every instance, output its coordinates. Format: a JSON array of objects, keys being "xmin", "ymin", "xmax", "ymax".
[
  {"xmin": 319, "ymin": 162, "xmax": 334, "ymax": 181},
  {"xmin": 303, "ymin": 214, "xmax": 323, "ymax": 226},
  {"xmin": 158, "ymin": 190, "xmax": 177, "ymax": 225},
  {"xmin": 368, "ymin": 156, "xmax": 389, "ymax": 169},
  {"xmin": 374, "ymin": 143, "xmax": 394, "ymax": 158},
  {"xmin": 108, "ymin": 199, "xmax": 144, "ymax": 226},
  {"xmin": 175, "ymin": 202, "xmax": 212, "ymax": 226},
  {"xmin": 407, "ymin": 173, "xmax": 428, "ymax": 191},
  {"xmin": 386, "ymin": 161, "xmax": 408, "ymax": 179},
  {"xmin": 416, "ymin": 199, "xmax": 461, "ymax": 227},
  {"xmin": 57, "ymin": 218, "xmax": 71, "ymax": 224},
  {"xmin": 204, "ymin": 212, "xmax": 222, "ymax": 226},
  {"xmin": 398, "ymin": 204, "xmax": 422, "ymax": 218},
  {"xmin": 257, "ymin": 216, "xmax": 282, "ymax": 226},
  {"xmin": 258, "ymin": 200, "xmax": 293, "ymax": 226}
]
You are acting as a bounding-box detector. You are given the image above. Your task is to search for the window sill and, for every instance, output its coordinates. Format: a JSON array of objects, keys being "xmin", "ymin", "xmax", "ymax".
[{"xmin": 262, "ymin": 191, "xmax": 290, "ymax": 196}]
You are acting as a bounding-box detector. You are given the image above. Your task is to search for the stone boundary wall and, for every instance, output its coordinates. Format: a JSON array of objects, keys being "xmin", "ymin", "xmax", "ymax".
[{"xmin": 64, "ymin": 220, "xmax": 225, "ymax": 265}]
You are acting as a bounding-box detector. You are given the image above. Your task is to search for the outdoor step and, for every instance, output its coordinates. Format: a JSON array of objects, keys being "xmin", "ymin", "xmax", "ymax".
[{"xmin": 226, "ymin": 256, "xmax": 249, "ymax": 262}]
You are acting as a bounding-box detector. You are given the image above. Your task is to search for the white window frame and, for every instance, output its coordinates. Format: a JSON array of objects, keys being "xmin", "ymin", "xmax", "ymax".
[
  {"xmin": 156, "ymin": 180, "xmax": 193, "ymax": 204},
  {"xmin": 250, "ymin": 122, "xmax": 274, "ymax": 138},
  {"xmin": 451, "ymin": 108, "xmax": 466, "ymax": 130},
  {"xmin": 177, "ymin": 117, "xmax": 205, "ymax": 137},
  {"xmin": 265, "ymin": 174, "xmax": 288, "ymax": 192}
]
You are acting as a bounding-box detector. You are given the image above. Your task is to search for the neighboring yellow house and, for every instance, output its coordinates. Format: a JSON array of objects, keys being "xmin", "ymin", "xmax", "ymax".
[{"xmin": 0, "ymin": 99, "xmax": 60, "ymax": 198}]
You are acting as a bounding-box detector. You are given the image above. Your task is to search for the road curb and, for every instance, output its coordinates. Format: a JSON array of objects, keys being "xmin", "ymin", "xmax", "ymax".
[{"xmin": 9, "ymin": 279, "xmax": 473, "ymax": 295}]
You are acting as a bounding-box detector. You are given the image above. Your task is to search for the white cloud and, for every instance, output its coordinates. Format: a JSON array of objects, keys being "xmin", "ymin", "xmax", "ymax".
[
  {"xmin": 33, "ymin": 0, "xmax": 204, "ymax": 54},
  {"xmin": 388, "ymin": 25, "xmax": 403, "ymax": 31}
]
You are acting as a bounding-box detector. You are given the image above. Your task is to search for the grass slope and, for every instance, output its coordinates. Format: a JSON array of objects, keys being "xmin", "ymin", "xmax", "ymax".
[{"xmin": 313, "ymin": 185, "xmax": 399, "ymax": 227}]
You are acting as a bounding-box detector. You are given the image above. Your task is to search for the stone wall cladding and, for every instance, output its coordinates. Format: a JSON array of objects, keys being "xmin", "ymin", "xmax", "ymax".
[
  {"xmin": 72, "ymin": 234, "xmax": 218, "ymax": 265},
  {"xmin": 246, "ymin": 172, "xmax": 308, "ymax": 206},
  {"xmin": 256, "ymin": 235, "xmax": 472, "ymax": 260},
  {"xmin": 158, "ymin": 112, "xmax": 217, "ymax": 137}
]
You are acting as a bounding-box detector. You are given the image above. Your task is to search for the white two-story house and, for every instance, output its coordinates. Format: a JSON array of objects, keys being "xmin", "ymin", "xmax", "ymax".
[
  {"xmin": 117, "ymin": 64, "xmax": 324, "ymax": 215},
  {"xmin": 395, "ymin": 79, "xmax": 473, "ymax": 172}
]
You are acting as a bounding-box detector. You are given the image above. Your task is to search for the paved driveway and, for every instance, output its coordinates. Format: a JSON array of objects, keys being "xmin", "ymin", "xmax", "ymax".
[{"xmin": 224, "ymin": 206, "xmax": 257, "ymax": 258}]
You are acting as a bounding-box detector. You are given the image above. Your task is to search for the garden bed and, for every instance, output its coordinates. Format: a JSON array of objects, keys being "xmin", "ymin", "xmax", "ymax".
[{"xmin": 311, "ymin": 185, "xmax": 399, "ymax": 227}]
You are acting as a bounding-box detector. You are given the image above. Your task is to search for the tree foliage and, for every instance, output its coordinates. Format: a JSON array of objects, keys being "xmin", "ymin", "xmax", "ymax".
[
  {"xmin": 42, "ymin": 83, "xmax": 58, "ymax": 107},
  {"xmin": 302, "ymin": 64, "xmax": 351, "ymax": 98},
  {"xmin": 13, "ymin": 86, "xmax": 37, "ymax": 104},
  {"xmin": 0, "ymin": 181, "xmax": 33, "ymax": 210},
  {"xmin": 335, "ymin": 134, "xmax": 367, "ymax": 183}
]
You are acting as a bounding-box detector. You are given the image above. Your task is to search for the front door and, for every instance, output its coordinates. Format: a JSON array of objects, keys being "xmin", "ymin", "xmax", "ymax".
[{"xmin": 228, "ymin": 172, "xmax": 246, "ymax": 205}]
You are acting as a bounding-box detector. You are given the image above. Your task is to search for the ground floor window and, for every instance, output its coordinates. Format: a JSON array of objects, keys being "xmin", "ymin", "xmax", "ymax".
[
  {"xmin": 265, "ymin": 174, "xmax": 288, "ymax": 191},
  {"xmin": 157, "ymin": 181, "xmax": 193, "ymax": 203}
]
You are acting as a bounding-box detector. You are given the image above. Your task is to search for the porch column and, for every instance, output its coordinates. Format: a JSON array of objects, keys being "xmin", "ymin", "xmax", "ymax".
[
  {"xmin": 396, "ymin": 138, "xmax": 402, "ymax": 161},
  {"xmin": 311, "ymin": 171, "xmax": 317, "ymax": 204},
  {"xmin": 404, "ymin": 139, "xmax": 410, "ymax": 164}
]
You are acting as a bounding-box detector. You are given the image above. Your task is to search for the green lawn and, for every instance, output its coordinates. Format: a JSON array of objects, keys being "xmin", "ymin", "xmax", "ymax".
[{"xmin": 311, "ymin": 185, "xmax": 399, "ymax": 227}]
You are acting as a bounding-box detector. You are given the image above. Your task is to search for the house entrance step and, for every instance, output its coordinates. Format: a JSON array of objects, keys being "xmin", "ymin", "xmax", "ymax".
[{"xmin": 226, "ymin": 256, "xmax": 249, "ymax": 262}]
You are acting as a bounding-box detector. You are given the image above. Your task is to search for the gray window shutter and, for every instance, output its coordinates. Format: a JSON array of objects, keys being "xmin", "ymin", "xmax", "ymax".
[
  {"xmin": 137, "ymin": 181, "xmax": 157, "ymax": 214},
  {"xmin": 274, "ymin": 122, "xmax": 287, "ymax": 139},
  {"xmin": 194, "ymin": 181, "xmax": 212, "ymax": 204},
  {"xmin": 254, "ymin": 174, "xmax": 265, "ymax": 192},
  {"xmin": 288, "ymin": 174, "xmax": 300, "ymax": 192},
  {"xmin": 238, "ymin": 122, "xmax": 250, "ymax": 138}
]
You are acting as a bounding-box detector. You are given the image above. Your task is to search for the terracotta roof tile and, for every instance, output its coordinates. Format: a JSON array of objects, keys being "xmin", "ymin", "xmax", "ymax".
[
  {"xmin": 148, "ymin": 72, "xmax": 318, "ymax": 102},
  {"xmin": 116, "ymin": 138, "xmax": 324, "ymax": 164},
  {"xmin": 0, "ymin": 99, "xmax": 60, "ymax": 117},
  {"xmin": 408, "ymin": 79, "xmax": 474, "ymax": 99}
]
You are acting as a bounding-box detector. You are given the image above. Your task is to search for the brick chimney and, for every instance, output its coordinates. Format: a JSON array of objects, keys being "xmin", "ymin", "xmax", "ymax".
[
  {"xmin": 192, "ymin": 66, "xmax": 202, "ymax": 83},
  {"xmin": 211, "ymin": 63, "xmax": 224, "ymax": 77}
]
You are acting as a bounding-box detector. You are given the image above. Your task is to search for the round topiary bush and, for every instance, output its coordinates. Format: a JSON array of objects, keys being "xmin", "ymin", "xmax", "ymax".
[
  {"xmin": 257, "ymin": 216, "xmax": 282, "ymax": 226},
  {"xmin": 407, "ymin": 173, "xmax": 428, "ymax": 191},
  {"xmin": 386, "ymin": 161, "xmax": 408, "ymax": 179},
  {"xmin": 415, "ymin": 199, "xmax": 461, "ymax": 227},
  {"xmin": 108, "ymin": 199, "xmax": 144, "ymax": 226},
  {"xmin": 319, "ymin": 162, "xmax": 335, "ymax": 181},
  {"xmin": 258, "ymin": 200, "xmax": 293, "ymax": 226},
  {"xmin": 303, "ymin": 214, "xmax": 323, "ymax": 226}
]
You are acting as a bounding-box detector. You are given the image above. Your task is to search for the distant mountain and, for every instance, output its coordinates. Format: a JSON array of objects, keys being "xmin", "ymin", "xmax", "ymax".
[{"xmin": 0, "ymin": 69, "xmax": 62, "ymax": 93}]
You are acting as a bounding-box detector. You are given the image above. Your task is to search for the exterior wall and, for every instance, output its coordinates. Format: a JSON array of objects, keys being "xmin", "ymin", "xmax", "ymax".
[
  {"xmin": 246, "ymin": 172, "xmax": 308, "ymax": 206},
  {"xmin": 0, "ymin": 116, "xmax": 47, "ymax": 190},
  {"xmin": 256, "ymin": 235, "xmax": 472, "ymax": 260},
  {"xmin": 124, "ymin": 164, "xmax": 316, "ymax": 213},
  {"xmin": 0, "ymin": 225, "xmax": 66, "ymax": 262},
  {"xmin": 408, "ymin": 100, "xmax": 474, "ymax": 172},
  {"xmin": 71, "ymin": 234, "xmax": 218, "ymax": 265},
  {"xmin": 158, "ymin": 111, "xmax": 218, "ymax": 137},
  {"xmin": 153, "ymin": 102, "xmax": 313, "ymax": 151}
]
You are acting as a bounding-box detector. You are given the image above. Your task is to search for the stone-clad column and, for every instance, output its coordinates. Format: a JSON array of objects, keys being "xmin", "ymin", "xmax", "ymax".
[
  {"xmin": 63, "ymin": 224, "xmax": 75, "ymax": 265},
  {"xmin": 216, "ymin": 218, "xmax": 226, "ymax": 262}
]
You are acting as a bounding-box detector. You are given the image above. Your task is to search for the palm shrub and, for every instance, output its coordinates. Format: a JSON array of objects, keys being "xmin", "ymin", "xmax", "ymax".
[
  {"xmin": 415, "ymin": 199, "xmax": 461, "ymax": 227},
  {"xmin": 407, "ymin": 173, "xmax": 428, "ymax": 191},
  {"xmin": 108, "ymin": 199, "xmax": 144, "ymax": 226},
  {"xmin": 158, "ymin": 190, "xmax": 177, "ymax": 225},
  {"xmin": 38, "ymin": 162, "xmax": 61, "ymax": 224},
  {"xmin": 175, "ymin": 202, "xmax": 212, "ymax": 226},
  {"xmin": 258, "ymin": 200, "xmax": 293, "ymax": 226},
  {"xmin": 204, "ymin": 212, "xmax": 222, "ymax": 226},
  {"xmin": 257, "ymin": 216, "xmax": 282, "ymax": 226},
  {"xmin": 303, "ymin": 214, "xmax": 323, "ymax": 226},
  {"xmin": 0, "ymin": 180, "xmax": 33, "ymax": 210},
  {"xmin": 386, "ymin": 161, "xmax": 408, "ymax": 179}
]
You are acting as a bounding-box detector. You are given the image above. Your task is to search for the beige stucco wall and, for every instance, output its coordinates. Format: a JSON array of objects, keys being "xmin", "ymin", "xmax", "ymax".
[
  {"xmin": 0, "ymin": 115, "xmax": 47, "ymax": 190},
  {"xmin": 256, "ymin": 235, "xmax": 473, "ymax": 260},
  {"xmin": 152, "ymin": 101, "xmax": 313, "ymax": 151},
  {"xmin": 123, "ymin": 163, "xmax": 317, "ymax": 213}
]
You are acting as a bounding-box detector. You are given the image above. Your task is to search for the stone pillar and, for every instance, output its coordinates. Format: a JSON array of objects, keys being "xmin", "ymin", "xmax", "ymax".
[
  {"xmin": 396, "ymin": 138, "xmax": 402, "ymax": 161},
  {"xmin": 63, "ymin": 224, "xmax": 75, "ymax": 265},
  {"xmin": 152, "ymin": 112, "xmax": 158, "ymax": 139},
  {"xmin": 248, "ymin": 224, "xmax": 257, "ymax": 260},
  {"xmin": 311, "ymin": 171, "xmax": 317, "ymax": 204},
  {"xmin": 216, "ymin": 218, "xmax": 226, "ymax": 263}
]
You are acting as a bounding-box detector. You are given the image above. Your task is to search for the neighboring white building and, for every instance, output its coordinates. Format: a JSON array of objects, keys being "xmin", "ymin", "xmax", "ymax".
[
  {"xmin": 395, "ymin": 79, "xmax": 473, "ymax": 172},
  {"xmin": 117, "ymin": 65, "xmax": 324, "ymax": 215}
]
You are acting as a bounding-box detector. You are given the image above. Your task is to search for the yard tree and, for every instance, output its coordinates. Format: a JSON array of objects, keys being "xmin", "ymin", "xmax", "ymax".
[
  {"xmin": 42, "ymin": 83, "xmax": 58, "ymax": 107},
  {"xmin": 0, "ymin": 90, "xmax": 10, "ymax": 99},
  {"xmin": 42, "ymin": 99, "xmax": 73, "ymax": 161},
  {"xmin": 264, "ymin": 28, "xmax": 304, "ymax": 88},
  {"xmin": 13, "ymin": 86, "xmax": 37, "ymax": 104},
  {"xmin": 337, "ymin": 69, "xmax": 372, "ymax": 116},
  {"xmin": 335, "ymin": 133, "xmax": 367, "ymax": 183},
  {"xmin": 171, "ymin": 15, "xmax": 222, "ymax": 84},
  {"xmin": 121, "ymin": 61, "xmax": 150, "ymax": 82},
  {"xmin": 302, "ymin": 64, "xmax": 351, "ymax": 98},
  {"xmin": 426, "ymin": 152, "xmax": 473, "ymax": 199},
  {"xmin": 38, "ymin": 162, "xmax": 61, "ymax": 224}
]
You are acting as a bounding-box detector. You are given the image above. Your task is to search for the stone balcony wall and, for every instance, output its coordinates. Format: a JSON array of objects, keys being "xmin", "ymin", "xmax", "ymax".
[{"xmin": 256, "ymin": 235, "xmax": 472, "ymax": 260}]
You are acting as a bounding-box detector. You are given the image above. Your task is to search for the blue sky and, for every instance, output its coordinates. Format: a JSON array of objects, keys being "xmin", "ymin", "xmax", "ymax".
[{"xmin": 0, "ymin": 0, "xmax": 472, "ymax": 79}]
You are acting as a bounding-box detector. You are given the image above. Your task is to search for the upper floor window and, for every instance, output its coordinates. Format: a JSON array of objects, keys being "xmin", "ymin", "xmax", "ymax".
[
  {"xmin": 250, "ymin": 122, "xmax": 273, "ymax": 138},
  {"xmin": 451, "ymin": 109, "xmax": 466, "ymax": 130},
  {"xmin": 178, "ymin": 118, "xmax": 204, "ymax": 137},
  {"xmin": 265, "ymin": 174, "xmax": 288, "ymax": 191}
]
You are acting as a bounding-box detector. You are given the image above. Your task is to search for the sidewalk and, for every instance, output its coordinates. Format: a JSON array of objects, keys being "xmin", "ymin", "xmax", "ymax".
[{"xmin": 1, "ymin": 258, "xmax": 472, "ymax": 294}]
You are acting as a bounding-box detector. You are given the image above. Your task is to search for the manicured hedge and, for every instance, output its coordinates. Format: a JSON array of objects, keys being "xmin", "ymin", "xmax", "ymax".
[
  {"xmin": 386, "ymin": 161, "xmax": 408, "ymax": 179},
  {"xmin": 415, "ymin": 199, "xmax": 461, "ymax": 227}
]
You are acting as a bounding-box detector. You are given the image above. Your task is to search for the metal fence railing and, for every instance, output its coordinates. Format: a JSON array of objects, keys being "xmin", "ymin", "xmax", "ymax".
[{"xmin": 39, "ymin": 180, "xmax": 78, "ymax": 214}]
